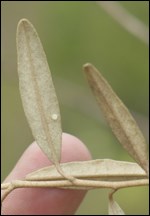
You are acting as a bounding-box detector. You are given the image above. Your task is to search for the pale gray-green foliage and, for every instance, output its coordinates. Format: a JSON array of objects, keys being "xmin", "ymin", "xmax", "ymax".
[{"xmin": 1, "ymin": 19, "xmax": 149, "ymax": 215}]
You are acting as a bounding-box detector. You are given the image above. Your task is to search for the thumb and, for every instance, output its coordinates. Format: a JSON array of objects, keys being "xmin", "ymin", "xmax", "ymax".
[{"xmin": 2, "ymin": 133, "xmax": 92, "ymax": 215}]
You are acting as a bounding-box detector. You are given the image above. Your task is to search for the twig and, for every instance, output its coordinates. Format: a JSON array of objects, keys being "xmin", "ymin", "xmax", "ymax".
[
  {"xmin": 97, "ymin": 1, "xmax": 149, "ymax": 45},
  {"xmin": 1, "ymin": 178, "xmax": 148, "ymax": 203}
]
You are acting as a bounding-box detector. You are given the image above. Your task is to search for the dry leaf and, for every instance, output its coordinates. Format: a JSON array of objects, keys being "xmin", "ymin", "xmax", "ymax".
[
  {"xmin": 83, "ymin": 63, "xmax": 148, "ymax": 174},
  {"xmin": 17, "ymin": 19, "xmax": 62, "ymax": 165},
  {"xmin": 26, "ymin": 159, "xmax": 146, "ymax": 181},
  {"xmin": 109, "ymin": 200, "xmax": 125, "ymax": 215},
  {"xmin": 108, "ymin": 190, "xmax": 125, "ymax": 215}
]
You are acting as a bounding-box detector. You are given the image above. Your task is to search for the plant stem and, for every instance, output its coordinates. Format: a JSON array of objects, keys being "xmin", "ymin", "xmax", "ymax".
[{"xmin": 1, "ymin": 178, "xmax": 148, "ymax": 203}]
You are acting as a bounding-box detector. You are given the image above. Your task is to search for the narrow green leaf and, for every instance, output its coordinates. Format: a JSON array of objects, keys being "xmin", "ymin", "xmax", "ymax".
[
  {"xmin": 17, "ymin": 19, "xmax": 62, "ymax": 164},
  {"xmin": 108, "ymin": 191, "xmax": 125, "ymax": 215},
  {"xmin": 83, "ymin": 63, "xmax": 148, "ymax": 174},
  {"xmin": 26, "ymin": 159, "xmax": 147, "ymax": 181}
]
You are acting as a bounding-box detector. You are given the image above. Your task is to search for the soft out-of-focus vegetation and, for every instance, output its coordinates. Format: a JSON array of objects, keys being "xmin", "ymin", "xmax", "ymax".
[{"xmin": 2, "ymin": 2, "xmax": 148, "ymax": 214}]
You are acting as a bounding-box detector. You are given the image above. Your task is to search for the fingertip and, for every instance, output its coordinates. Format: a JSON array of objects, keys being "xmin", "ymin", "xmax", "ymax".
[
  {"xmin": 62, "ymin": 132, "xmax": 92, "ymax": 162},
  {"xmin": 2, "ymin": 133, "xmax": 91, "ymax": 215}
]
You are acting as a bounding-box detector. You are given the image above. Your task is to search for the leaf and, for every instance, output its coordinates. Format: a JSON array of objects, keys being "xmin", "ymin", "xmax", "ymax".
[
  {"xmin": 83, "ymin": 63, "xmax": 148, "ymax": 174},
  {"xmin": 108, "ymin": 191, "xmax": 125, "ymax": 215},
  {"xmin": 26, "ymin": 159, "xmax": 147, "ymax": 181},
  {"xmin": 17, "ymin": 19, "xmax": 62, "ymax": 165}
]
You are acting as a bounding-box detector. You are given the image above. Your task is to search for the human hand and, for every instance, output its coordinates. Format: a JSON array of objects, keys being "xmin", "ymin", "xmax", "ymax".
[{"xmin": 1, "ymin": 133, "xmax": 91, "ymax": 215}]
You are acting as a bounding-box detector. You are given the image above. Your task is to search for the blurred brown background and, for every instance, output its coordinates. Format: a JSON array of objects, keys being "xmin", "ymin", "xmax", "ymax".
[{"xmin": 1, "ymin": 1, "xmax": 149, "ymax": 214}]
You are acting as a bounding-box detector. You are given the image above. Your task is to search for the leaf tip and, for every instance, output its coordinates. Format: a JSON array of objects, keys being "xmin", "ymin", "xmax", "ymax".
[
  {"xmin": 17, "ymin": 19, "xmax": 29, "ymax": 40},
  {"xmin": 17, "ymin": 18, "xmax": 33, "ymax": 36},
  {"xmin": 83, "ymin": 63, "xmax": 93, "ymax": 72},
  {"xmin": 17, "ymin": 18, "xmax": 30, "ymax": 26},
  {"xmin": 83, "ymin": 63, "xmax": 100, "ymax": 80}
]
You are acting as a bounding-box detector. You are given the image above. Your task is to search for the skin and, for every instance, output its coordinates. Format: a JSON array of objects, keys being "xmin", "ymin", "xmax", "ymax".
[{"xmin": 1, "ymin": 133, "xmax": 92, "ymax": 215}]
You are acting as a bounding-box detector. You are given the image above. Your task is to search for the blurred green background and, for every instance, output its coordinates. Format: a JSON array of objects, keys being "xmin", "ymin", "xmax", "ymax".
[{"xmin": 1, "ymin": 1, "xmax": 149, "ymax": 215}]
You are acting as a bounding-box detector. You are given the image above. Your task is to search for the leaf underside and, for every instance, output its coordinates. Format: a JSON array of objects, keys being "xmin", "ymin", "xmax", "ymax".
[
  {"xmin": 83, "ymin": 63, "xmax": 148, "ymax": 174},
  {"xmin": 26, "ymin": 159, "xmax": 146, "ymax": 181},
  {"xmin": 109, "ymin": 191, "xmax": 125, "ymax": 215},
  {"xmin": 17, "ymin": 19, "xmax": 62, "ymax": 164}
]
